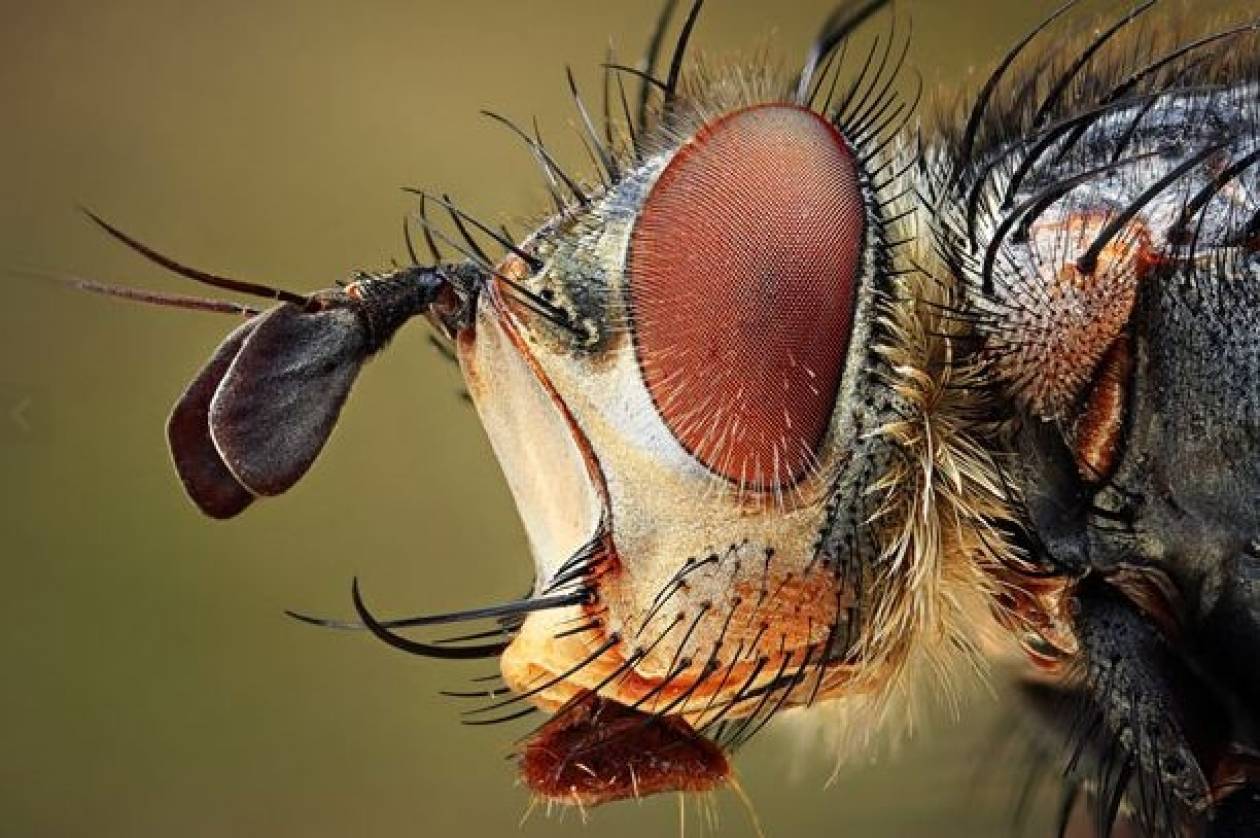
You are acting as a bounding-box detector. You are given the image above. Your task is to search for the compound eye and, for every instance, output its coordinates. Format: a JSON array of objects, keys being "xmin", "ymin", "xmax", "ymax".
[{"xmin": 628, "ymin": 104, "xmax": 865, "ymax": 490}]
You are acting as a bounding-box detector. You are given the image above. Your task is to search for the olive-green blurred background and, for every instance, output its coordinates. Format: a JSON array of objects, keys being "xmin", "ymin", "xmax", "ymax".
[{"xmin": 0, "ymin": 2, "xmax": 1172, "ymax": 835}]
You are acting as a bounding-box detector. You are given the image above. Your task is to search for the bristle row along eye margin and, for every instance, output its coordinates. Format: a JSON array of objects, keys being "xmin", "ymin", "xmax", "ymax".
[{"xmin": 627, "ymin": 104, "xmax": 865, "ymax": 490}]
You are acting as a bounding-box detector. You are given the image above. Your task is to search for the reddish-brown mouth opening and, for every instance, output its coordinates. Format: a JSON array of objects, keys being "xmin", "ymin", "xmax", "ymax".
[{"xmin": 518, "ymin": 691, "xmax": 731, "ymax": 807}]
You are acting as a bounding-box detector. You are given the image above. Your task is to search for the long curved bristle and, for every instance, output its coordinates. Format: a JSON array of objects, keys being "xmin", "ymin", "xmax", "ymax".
[
  {"xmin": 662, "ymin": 0, "xmax": 705, "ymax": 113},
  {"xmin": 953, "ymin": 0, "xmax": 1081, "ymax": 182},
  {"xmin": 286, "ymin": 589, "xmax": 588, "ymax": 631},
  {"xmin": 80, "ymin": 208, "xmax": 307, "ymax": 306},
  {"xmin": 18, "ymin": 268, "xmax": 261, "ymax": 316},
  {"xmin": 350, "ymin": 579, "xmax": 512, "ymax": 660},
  {"xmin": 637, "ymin": 0, "xmax": 681, "ymax": 132},
  {"xmin": 795, "ymin": 0, "xmax": 891, "ymax": 105}
]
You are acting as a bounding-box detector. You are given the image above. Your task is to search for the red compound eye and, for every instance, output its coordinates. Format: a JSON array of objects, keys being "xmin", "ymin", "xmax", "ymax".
[{"xmin": 628, "ymin": 104, "xmax": 865, "ymax": 490}]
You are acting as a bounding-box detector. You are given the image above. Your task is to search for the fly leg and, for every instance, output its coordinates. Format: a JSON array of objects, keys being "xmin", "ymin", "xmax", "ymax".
[{"xmin": 1073, "ymin": 577, "xmax": 1217, "ymax": 832}]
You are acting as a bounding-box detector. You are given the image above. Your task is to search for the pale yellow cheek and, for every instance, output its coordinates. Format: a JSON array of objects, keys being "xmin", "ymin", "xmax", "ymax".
[{"xmin": 458, "ymin": 290, "xmax": 604, "ymax": 586}]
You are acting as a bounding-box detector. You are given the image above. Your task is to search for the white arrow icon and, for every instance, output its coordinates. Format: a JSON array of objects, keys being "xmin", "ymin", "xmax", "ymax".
[{"xmin": 10, "ymin": 397, "xmax": 31, "ymax": 433}]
